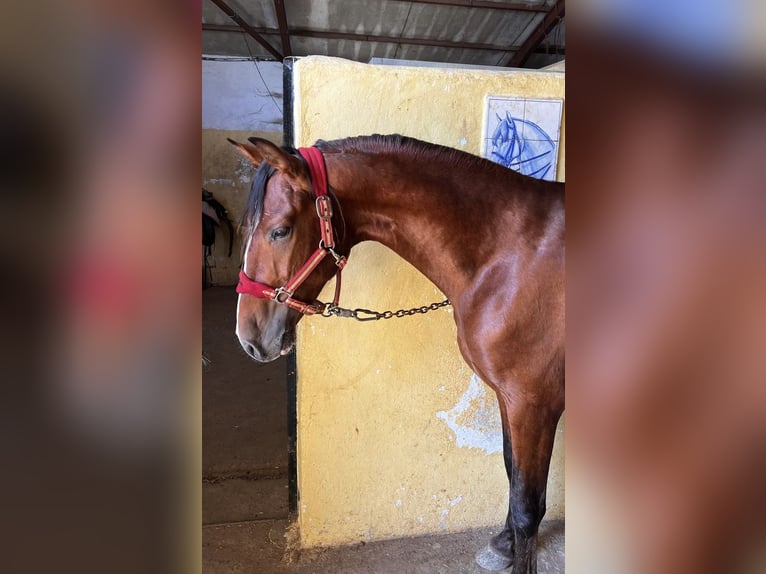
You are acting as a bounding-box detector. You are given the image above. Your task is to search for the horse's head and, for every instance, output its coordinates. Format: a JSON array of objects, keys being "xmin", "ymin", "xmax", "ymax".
[{"xmin": 229, "ymin": 137, "xmax": 337, "ymax": 362}]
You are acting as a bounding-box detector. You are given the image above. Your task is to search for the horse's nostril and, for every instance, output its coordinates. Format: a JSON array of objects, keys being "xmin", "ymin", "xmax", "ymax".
[
  {"xmin": 244, "ymin": 343, "xmax": 258, "ymax": 359},
  {"xmin": 239, "ymin": 339, "xmax": 258, "ymax": 359},
  {"xmin": 241, "ymin": 340, "xmax": 271, "ymax": 362}
]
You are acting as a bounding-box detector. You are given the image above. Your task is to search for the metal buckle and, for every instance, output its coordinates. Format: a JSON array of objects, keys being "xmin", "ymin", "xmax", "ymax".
[
  {"xmin": 327, "ymin": 246, "xmax": 346, "ymax": 267},
  {"xmin": 315, "ymin": 196, "xmax": 333, "ymax": 220},
  {"xmin": 317, "ymin": 240, "xmax": 345, "ymax": 267},
  {"xmin": 273, "ymin": 286, "xmax": 292, "ymax": 304}
]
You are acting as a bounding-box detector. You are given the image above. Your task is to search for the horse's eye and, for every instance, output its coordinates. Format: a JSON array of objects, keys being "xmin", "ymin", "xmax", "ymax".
[{"xmin": 270, "ymin": 226, "xmax": 292, "ymax": 241}]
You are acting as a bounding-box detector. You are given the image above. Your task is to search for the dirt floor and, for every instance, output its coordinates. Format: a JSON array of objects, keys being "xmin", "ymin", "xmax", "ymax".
[{"xmin": 202, "ymin": 286, "xmax": 564, "ymax": 573}]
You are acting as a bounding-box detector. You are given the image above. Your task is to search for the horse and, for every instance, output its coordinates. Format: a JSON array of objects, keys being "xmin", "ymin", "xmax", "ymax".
[{"xmin": 230, "ymin": 134, "xmax": 564, "ymax": 574}]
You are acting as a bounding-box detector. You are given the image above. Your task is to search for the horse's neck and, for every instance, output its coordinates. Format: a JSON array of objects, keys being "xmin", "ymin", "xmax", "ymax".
[{"xmin": 326, "ymin": 151, "xmax": 558, "ymax": 299}]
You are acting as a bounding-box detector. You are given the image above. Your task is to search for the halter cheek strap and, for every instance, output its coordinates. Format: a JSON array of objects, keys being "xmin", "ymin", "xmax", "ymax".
[{"xmin": 236, "ymin": 146, "xmax": 347, "ymax": 315}]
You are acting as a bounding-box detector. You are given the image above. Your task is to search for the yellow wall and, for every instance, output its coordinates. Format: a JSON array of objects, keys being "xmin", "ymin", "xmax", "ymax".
[
  {"xmin": 201, "ymin": 129, "xmax": 281, "ymax": 286},
  {"xmin": 293, "ymin": 56, "xmax": 565, "ymax": 547}
]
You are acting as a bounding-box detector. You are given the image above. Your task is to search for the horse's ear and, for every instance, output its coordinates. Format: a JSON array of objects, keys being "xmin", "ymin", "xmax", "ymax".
[
  {"xmin": 227, "ymin": 138, "xmax": 267, "ymax": 165},
  {"xmin": 251, "ymin": 137, "xmax": 310, "ymax": 183},
  {"xmin": 228, "ymin": 137, "xmax": 309, "ymax": 189}
]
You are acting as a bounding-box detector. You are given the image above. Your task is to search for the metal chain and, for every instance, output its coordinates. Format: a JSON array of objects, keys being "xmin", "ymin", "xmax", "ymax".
[{"xmin": 321, "ymin": 299, "xmax": 451, "ymax": 321}]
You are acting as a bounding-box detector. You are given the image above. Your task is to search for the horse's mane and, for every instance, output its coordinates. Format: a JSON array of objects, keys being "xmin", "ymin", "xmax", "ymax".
[{"xmin": 315, "ymin": 133, "xmax": 504, "ymax": 174}]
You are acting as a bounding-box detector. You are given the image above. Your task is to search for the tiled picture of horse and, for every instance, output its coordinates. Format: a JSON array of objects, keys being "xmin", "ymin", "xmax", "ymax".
[{"xmin": 484, "ymin": 97, "xmax": 563, "ymax": 182}]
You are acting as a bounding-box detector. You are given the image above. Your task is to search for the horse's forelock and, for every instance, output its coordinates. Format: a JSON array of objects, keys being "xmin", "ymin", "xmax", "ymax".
[
  {"xmin": 238, "ymin": 161, "xmax": 277, "ymax": 262},
  {"xmin": 241, "ymin": 161, "xmax": 277, "ymax": 231}
]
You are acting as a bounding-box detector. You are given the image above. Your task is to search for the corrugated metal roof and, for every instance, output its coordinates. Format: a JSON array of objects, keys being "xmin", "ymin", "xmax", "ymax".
[{"xmin": 202, "ymin": 0, "xmax": 565, "ymax": 69}]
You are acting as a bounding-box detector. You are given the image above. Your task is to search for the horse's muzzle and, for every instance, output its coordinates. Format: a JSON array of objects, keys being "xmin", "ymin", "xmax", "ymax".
[{"xmin": 239, "ymin": 327, "xmax": 294, "ymax": 363}]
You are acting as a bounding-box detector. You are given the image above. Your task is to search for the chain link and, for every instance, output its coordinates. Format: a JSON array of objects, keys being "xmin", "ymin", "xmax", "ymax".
[{"xmin": 321, "ymin": 299, "xmax": 451, "ymax": 321}]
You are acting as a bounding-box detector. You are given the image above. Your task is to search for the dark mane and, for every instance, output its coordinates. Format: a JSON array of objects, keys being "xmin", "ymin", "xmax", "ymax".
[
  {"xmin": 314, "ymin": 133, "xmax": 505, "ymax": 174},
  {"xmin": 239, "ymin": 160, "xmax": 276, "ymax": 257},
  {"xmin": 242, "ymin": 161, "xmax": 276, "ymax": 228}
]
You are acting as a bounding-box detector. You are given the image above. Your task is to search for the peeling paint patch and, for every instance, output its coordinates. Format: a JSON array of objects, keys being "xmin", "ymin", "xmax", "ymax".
[
  {"xmin": 204, "ymin": 178, "xmax": 236, "ymax": 187},
  {"xmin": 439, "ymin": 508, "xmax": 450, "ymax": 530},
  {"xmin": 395, "ymin": 499, "xmax": 402, "ymax": 508},
  {"xmin": 436, "ymin": 374, "xmax": 503, "ymax": 454},
  {"xmin": 234, "ymin": 158, "xmax": 256, "ymax": 183},
  {"xmin": 448, "ymin": 495, "xmax": 463, "ymax": 506}
]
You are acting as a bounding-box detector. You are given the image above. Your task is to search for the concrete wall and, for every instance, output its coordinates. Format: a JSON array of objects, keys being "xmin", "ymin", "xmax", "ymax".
[
  {"xmin": 202, "ymin": 58, "xmax": 283, "ymax": 285},
  {"xmin": 293, "ymin": 56, "xmax": 565, "ymax": 548}
]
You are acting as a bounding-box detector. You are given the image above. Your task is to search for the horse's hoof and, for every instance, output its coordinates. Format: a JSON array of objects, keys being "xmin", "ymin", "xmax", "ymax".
[{"xmin": 475, "ymin": 543, "xmax": 513, "ymax": 571}]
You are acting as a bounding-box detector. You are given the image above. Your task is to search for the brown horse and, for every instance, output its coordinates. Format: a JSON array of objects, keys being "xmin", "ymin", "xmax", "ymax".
[{"xmin": 230, "ymin": 134, "xmax": 564, "ymax": 573}]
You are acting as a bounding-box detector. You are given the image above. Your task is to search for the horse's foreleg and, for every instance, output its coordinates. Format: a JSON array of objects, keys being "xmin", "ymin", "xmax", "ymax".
[
  {"xmin": 506, "ymin": 400, "xmax": 561, "ymax": 574},
  {"xmin": 477, "ymin": 390, "xmax": 561, "ymax": 573},
  {"xmin": 475, "ymin": 400, "xmax": 516, "ymax": 571}
]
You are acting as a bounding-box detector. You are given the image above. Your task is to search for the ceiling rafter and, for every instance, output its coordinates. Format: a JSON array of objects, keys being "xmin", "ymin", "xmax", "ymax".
[
  {"xmin": 202, "ymin": 23, "xmax": 565, "ymax": 54},
  {"xmin": 405, "ymin": 0, "xmax": 548, "ymax": 12},
  {"xmin": 506, "ymin": 0, "xmax": 563, "ymax": 67},
  {"xmin": 207, "ymin": 0, "xmax": 283, "ymax": 60},
  {"xmin": 273, "ymin": 0, "xmax": 292, "ymax": 57},
  {"xmin": 292, "ymin": 28, "xmax": 507, "ymax": 52}
]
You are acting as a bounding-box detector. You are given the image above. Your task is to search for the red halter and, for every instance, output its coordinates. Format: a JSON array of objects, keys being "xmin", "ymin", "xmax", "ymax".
[{"xmin": 235, "ymin": 147, "xmax": 347, "ymax": 315}]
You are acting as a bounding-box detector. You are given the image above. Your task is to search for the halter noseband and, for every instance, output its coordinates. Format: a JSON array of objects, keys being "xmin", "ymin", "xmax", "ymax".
[{"xmin": 235, "ymin": 147, "xmax": 347, "ymax": 315}]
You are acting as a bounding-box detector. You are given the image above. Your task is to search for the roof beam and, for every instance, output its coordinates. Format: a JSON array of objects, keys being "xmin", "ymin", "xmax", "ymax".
[
  {"xmin": 207, "ymin": 0, "xmax": 283, "ymax": 60},
  {"xmin": 203, "ymin": 23, "xmax": 539, "ymax": 53},
  {"xmin": 506, "ymin": 0, "xmax": 563, "ymax": 67},
  {"xmin": 273, "ymin": 0, "xmax": 292, "ymax": 57},
  {"xmin": 406, "ymin": 0, "xmax": 548, "ymax": 12},
  {"xmin": 292, "ymin": 27, "xmax": 509, "ymax": 51}
]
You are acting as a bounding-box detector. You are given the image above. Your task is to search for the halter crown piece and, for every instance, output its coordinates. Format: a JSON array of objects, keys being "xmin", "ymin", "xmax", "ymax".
[{"xmin": 235, "ymin": 147, "xmax": 347, "ymax": 315}]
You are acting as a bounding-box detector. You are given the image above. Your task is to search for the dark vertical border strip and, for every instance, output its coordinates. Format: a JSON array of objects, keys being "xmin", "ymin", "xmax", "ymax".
[
  {"xmin": 283, "ymin": 57, "xmax": 298, "ymax": 515},
  {"xmin": 286, "ymin": 348, "xmax": 298, "ymax": 515},
  {"xmin": 283, "ymin": 57, "xmax": 296, "ymax": 149}
]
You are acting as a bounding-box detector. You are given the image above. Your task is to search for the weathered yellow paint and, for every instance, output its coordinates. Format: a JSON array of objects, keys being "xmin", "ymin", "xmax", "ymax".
[
  {"xmin": 292, "ymin": 56, "xmax": 565, "ymax": 547},
  {"xmin": 201, "ymin": 129, "xmax": 281, "ymax": 285}
]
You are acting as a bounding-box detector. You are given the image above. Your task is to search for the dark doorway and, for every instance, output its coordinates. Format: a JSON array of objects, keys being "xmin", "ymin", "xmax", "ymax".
[{"xmin": 202, "ymin": 287, "xmax": 289, "ymax": 526}]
